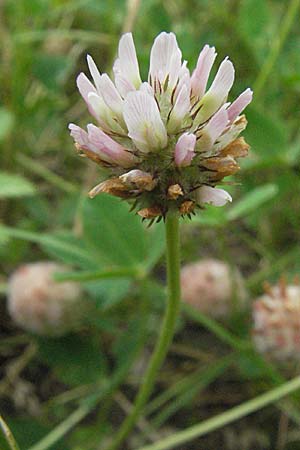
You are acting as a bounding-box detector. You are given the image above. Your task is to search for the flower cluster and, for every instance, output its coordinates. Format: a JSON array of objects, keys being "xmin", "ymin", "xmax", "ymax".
[
  {"xmin": 252, "ymin": 279, "xmax": 300, "ymax": 361},
  {"xmin": 69, "ymin": 32, "xmax": 252, "ymax": 219}
]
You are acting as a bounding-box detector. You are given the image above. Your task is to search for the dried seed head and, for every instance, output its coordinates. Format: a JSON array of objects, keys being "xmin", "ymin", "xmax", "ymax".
[
  {"xmin": 253, "ymin": 280, "xmax": 300, "ymax": 361},
  {"xmin": 7, "ymin": 262, "xmax": 84, "ymax": 336},
  {"xmin": 181, "ymin": 259, "xmax": 246, "ymax": 319}
]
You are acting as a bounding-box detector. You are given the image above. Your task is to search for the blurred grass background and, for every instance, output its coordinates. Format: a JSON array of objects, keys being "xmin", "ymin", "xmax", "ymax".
[{"xmin": 1, "ymin": 0, "xmax": 300, "ymax": 449}]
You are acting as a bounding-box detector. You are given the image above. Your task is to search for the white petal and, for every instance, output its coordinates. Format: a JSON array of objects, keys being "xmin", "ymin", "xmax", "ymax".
[
  {"xmin": 194, "ymin": 58, "xmax": 235, "ymax": 124},
  {"xmin": 196, "ymin": 105, "xmax": 229, "ymax": 152},
  {"xmin": 168, "ymin": 85, "xmax": 190, "ymax": 133},
  {"xmin": 87, "ymin": 92, "xmax": 125, "ymax": 134},
  {"xmin": 227, "ymin": 88, "xmax": 253, "ymax": 123},
  {"xmin": 123, "ymin": 91, "xmax": 168, "ymax": 153},
  {"xmin": 98, "ymin": 74, "xmax": 124, "ymax": 118},
  {"xmin": 113, "ymin": 33, "xmax": 141, "ymax": 96},
  {"xmin": 175, "ymin": 61, "xmax": 191, "ymax": 100},
  {"xmin": 197, "ymin": 186, "xmax": 232, "ymax": 207},
  {"xmin": 87, "ymin": 55, "xmax": 102, "ymax": 93},
  {"xmin": 149, "ymin": 32, "xmax": 182, "ymax": 90},
  {"xmin": 191, "ymin": 45, "xmax": 217, "ymax": 99}
]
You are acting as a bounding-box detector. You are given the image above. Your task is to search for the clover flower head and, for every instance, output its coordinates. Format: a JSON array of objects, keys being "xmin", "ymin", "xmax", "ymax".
[
  {"xmin": 181, "ymin": 259, "xmax": 246, "ymax": 319},
  {"xmin": 69, "ymin": 32, "xmax": 252, "ymax": 220},
  {"xmin": 253, "ymin": 279, "xmax": 300, "ymax": 361},
  {"xmin": 8, "ymin": 262, "xmax": 84, "ymax": 336}
]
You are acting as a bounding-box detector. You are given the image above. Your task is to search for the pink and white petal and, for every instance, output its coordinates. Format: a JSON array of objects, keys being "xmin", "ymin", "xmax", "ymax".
[
  {"xmin": 174, "ymin": 133, "xmax": 196, "ymax": 167},
  {"xmin": 68, "ymin": 123, "xmax": 89, "ymax": 149},
  {"xmin": 98, "ymin": 74, "xmax": 124, "ymax": 117},
  {"xmin": 191, "ymin": 45, "xmax": 217, "ymax": 99},
  {"xmin": 76, "ymin": 73, "xmax": 98, "ymax": 118},
  {"xmin": 87, "ymin": 55, "xmax": 102, "ymax": 93},
  {"xmin": 197, "ymin": 186, "xmax": 232, "ymax": 207},
  {"xmin": 227, "ymin": 88, "xmax": 253, "ymax": 123},
  {"xmin": 87, "ymin": 124, "xmax": 136, "ymax": 167},
  {"xmin": 195, "ymin": 58, "xmax": 235, "ymax": 124},
  {"xmin": 168, "ymin": 85, "xmax": 190, "ymax": 133},
  {"xmin": 114, "ymin": 33, "xmax": 141, "ymax": 90},
  {"xmin": 149, "ymin": 32, "xmax": 182, "ymax": 90},
  {"xmin": 123, "ymin": 91, "xmax": 168, "ymax": 153},
  {"xmin": 139, "ymin": 82, "xmax": 154, "ymax": 96}
]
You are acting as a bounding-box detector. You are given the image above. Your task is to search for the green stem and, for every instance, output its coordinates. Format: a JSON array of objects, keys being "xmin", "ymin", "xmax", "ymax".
[
  {"xmin": 254, "ymin": 0, "xmax": 300, "ymax": 97},
  {"xmin": 0, "ymin": 415, "xmax": 20, "ymax": 450},
  {"xmin": 53, "ymin": 266, "xmax": 142, "ymax": 282},
  {"xmin": 139, "ymin": 375, "xmax": 300, "ymax": 450},
  {"xmin": 106, "ymin": 212, "xmax": 181, "ymax": 450}
]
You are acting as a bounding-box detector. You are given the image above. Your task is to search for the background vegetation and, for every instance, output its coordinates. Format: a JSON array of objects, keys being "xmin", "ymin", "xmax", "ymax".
[{"xmin": 1, "ymin": 0, "xmax": 300, "ymax": 449}]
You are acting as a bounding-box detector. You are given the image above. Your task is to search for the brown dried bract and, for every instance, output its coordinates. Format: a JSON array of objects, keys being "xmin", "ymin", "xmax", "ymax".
[
  {"xmin": 89, "ymin": 178, "xmax": 130, "ymax": 199},
  {"xmin": 202, "ymin": 155, "xmax": 239, "ymax": 173},
  {"xmin": 179, "ymin": 200, "xmax": 195, "ymax": 215},
  {"xmin": 220, "ymin": 137, "xmax": 250, "ymax": 158},
  {"xmin": 167, "ymin": 184, "xmax": 183, "ymax": 200},
  {"xmin": 120, "ymin": 170, "xmax": 158, "ymax": 191},
  {"xmin": 75, "ymin": 144, "xmax": 111, "ymax": 167},
  {"xmin": 137, "ymin": 206, "xmax": 162, "ymax": 219}
]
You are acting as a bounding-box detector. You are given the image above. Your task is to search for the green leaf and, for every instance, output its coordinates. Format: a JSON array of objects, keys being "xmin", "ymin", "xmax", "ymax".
[
  {"xmin": 37, "ymin": 334, "xmax": 107, "ymax": 386},
  {"xmin": 226, "ymin": 184, "xmax": 278, "ymax": 221},
  {"xmin": 0, "ymin": 108, "xmax": 14, "ymax": 141},
  {"xmin": 0, "ymin": 226, "xmax": 95, "ymax": 268},
  {"xmin": 0, "ymin": 172, "xmax": 36, "ymax": 198},
  {"xmin": 86, "ymin": 278, "xmax": 131, "ymax": 310},
  {"xmin": 81, "ymin": 194, "xmax": 148, "ymax": 267}
]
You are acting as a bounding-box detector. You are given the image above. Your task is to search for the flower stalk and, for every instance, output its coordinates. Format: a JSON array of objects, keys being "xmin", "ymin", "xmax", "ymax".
[{"xmin": 106, "ymin": 211, "xmax": 181, "ymax": 450}]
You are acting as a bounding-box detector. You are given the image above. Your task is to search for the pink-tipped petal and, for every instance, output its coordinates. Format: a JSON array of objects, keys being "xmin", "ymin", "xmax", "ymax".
[
  {"xmin": 197, "ymin": 186, "xmax": 232, "ymax": 207},
  {"xmin": 191, "ymin": 45, "xmax": 217, "ymax": 99},
  {"xmin": 87, "ymin": 124, "xmax": 136, "ymax": 167},
  {"xmin": 149, "ymin": 32, "xmax": 182, "ymax": 90},
  {"xmin": 174, "ymin": 133, "xmax": 196, "ymax": 167},
  {"xmin": 113, "ymin": 33, "xmax": 141, "ymax": 96},
  {"xmin": 123, "ymin": 91, "xmax": 168, "ymax": 153},
  {"xmin": 227, "ymin": 88, "xmax": 253, "ymax": 123},
  {"xmin": 68, "ymin": 123, "xmax": 89, "ymax": 149},
  {"xmin": 76, "ymin": 73, "xmax": 98, "ymax": 118}
]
